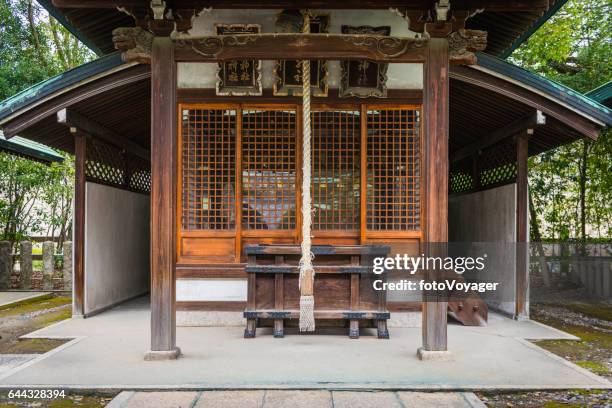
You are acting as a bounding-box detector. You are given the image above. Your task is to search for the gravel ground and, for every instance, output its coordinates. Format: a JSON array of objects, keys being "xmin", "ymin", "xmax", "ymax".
[{"xmin": 479, "ymin": 294, "xmax": 612, "ymax": 407}]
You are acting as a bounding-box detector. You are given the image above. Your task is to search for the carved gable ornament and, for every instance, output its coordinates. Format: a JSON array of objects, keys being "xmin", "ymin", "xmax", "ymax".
[
  {"xmin": 215, "ymin": 24, "xmax": 262, "ymax": 96},
  {"xmin": 340, "ymin": 25, "xmax": 391, "ymax": 98},
  {"xmin": 273, "ymin": 12, "xmax": 330, "ymax": 97}
]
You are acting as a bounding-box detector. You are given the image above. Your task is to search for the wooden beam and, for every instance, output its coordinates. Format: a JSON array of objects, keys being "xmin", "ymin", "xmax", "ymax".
[
  {"xmin": 57, "ymin": 109, "xmax": 150, "ymax": 161},
  {"xmin": 52, "ymin": 0, "xmax": 550, "ymax": 11},
  {"xmin": 147, "ymin": 36, "xmax": 179, "ymax": 359},
  {"xmin": 73, "ymin": 130, "xmax": 86, "ymax": 317},
  {"xmin": 450, "ymin": 66, "xmax": 601, "ymax": 140},
  {"xmin": 515, "ymin": 132, "xmax": 529, "ymax": 318},
  {"xmin": 113, "ymin": 31, "xmax": 428, "ymax": 63},
  {"xmin": 451, "ymin": 111, "xmax": 545, "ymax": 163},
  {"xmin": 421, "ymin": 36, "xmax": 449, "ymax": 355}
]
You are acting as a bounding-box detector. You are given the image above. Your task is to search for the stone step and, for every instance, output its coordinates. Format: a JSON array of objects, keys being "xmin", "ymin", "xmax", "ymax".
[{"xmin": 107, "ymin": 390, "xmax": 486, "ymax": 408}]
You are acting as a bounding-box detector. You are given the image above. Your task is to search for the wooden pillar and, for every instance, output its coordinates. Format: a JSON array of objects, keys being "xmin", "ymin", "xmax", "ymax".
[
  {"xmin": 73, "ymin": 132, "xmax": 86, "ymax": 316},
  {"xmin": 146, "ymin": 36, "xmax": 180, "ymax": 360},
  {"xmin": 515, "ymin": 132, "xmax": 529, "ymax": 318},
  {"xmin": 419, "ymin": 35, "xmax": 450, "ymax": 358}
]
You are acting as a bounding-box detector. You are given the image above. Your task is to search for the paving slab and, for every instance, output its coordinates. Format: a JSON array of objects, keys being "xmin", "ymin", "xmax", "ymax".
[
  {"xmin": 398, "ymin": 391, "xmax": 486, "ymax": 408},
  {"xmin": 0, "ymin": 297, "xmax": 609, "ymax": 390},
  {"xmin": 195, "ymin": 390, "xmax": 264, "ymax": 408},
  {"xmin": 264, "ymin": 390, "xmax": 332, "ymax": 408},
  {"xmin": 332, "ymin": 391, "xmax": 403, "ymax": 408},
  {"xmin": 0, "ymin": 355, "xmax": 38, "ymax": 376},
  {"xmin": 0, "ymin": 292, "xmax": 50, "ymax": 308},
  {"xmin": 124, "ymin": 391, "xmax": 198, "ymax": 408}
]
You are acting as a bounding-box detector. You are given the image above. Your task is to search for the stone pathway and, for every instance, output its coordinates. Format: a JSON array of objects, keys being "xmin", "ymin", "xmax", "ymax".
[
  {"xmin": 107, "ymin": 390, "xmax": 486, "ymax": 408},
  {"xmin": 0, "ymin": 354, "xmax": 38, "ymax": 375},
  {"xmin": 0, "ymin": 292, "xmax": 50, "ymax": 308}
]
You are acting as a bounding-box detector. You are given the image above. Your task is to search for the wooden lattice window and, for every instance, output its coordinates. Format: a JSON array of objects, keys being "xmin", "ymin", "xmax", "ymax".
[
  {"xmin": 450, "ymin": 169, "xmax": 475, "ymax": 194},
  {"xmin": 479, "ymin": 139, "xmax": 517, "ymax": 188},
  {"xmin": 366, "ymin": 108, "xmax": 420, "ymax": 231},
  {"xmin": 241, "ymin": 108, "xmax": 297, "ymax": 230},
  {"xmin": 181, "ymin": 108, "xmax": 236, "ymax": 231},
  {"xmin": 85, "ymin": 138, "xmax": 125, "ymax": 186},
  {"xmin": 311, "ymin": 110, "xmax": 361, "ymax": 230},
  {"xmin": 85, "ymin": 138, "xmax": 151, "ymax": 194}
]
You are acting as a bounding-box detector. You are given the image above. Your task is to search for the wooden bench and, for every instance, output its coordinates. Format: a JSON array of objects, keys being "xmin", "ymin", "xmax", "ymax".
[{"xmin": 244, "ymin": 244, "xmax": 391, "ymax": 339}]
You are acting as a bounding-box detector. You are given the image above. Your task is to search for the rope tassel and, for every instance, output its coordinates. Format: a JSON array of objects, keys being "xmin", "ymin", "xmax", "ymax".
[{"xmin": 298, "ymin": 9, "xmax": 315, "ymax": 332}]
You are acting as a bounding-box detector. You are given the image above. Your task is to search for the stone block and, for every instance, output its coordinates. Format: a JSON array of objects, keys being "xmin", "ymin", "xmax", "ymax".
[
  {"xmin": 0, "ymin": 241, "xmax": 11, "ymax": 290},
  {"xmin": 62, "ymin": 241, "xmax": 72, "ymax": 290},
  {"xmin": 42, "ymin": 241, "xmax": 55, "ymax": 290},
  {"xmin": 19, "ymin": 241, "xmax": 33, "ymax": 288}
]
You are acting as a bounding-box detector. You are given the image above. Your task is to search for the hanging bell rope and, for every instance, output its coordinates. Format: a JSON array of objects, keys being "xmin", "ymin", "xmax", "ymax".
[{"xmin": 299, "ymin": 9, "xmax": 315, "ymax": 332}]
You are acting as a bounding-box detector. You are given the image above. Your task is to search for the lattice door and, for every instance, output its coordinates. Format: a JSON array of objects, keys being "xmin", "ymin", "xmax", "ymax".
[
  {"xmin": 366, "ymin": 107, "xmax": 421, "ymax": 231},
  {"xmin": 311, "ymin": 109, "xmax": 361, "ymax": 231},
  {"xmin": 181, "ymin": 107, "xmax": 237, "ymax": 231},
  {"xmin": 241, "ymin": 108, "xmax": 297, "ymax": 230}
]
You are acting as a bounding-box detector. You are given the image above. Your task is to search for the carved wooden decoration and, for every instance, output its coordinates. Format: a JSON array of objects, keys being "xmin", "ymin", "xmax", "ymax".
[
  {"xmin": 215, "ymin": 24, "xmax": 262, "ymax": 96},
  {"xmin": 112, "ymin": 27, "xmax": 481, "ymax": 66},
  {"xmin": 174, "ymin": 34, "xmax": 426, "ymax": 62},
  {"xmin": 112, "ymin": 26, "xmax": 153, "ymax": 64},
  {"xmin": 448, "ymin": 29, "xmax": 487, "ymax": 65},
  {"xmin": 273, "ymin": 12, "xmax": 329, "ymax": 97},
  {"xmin": 340, "ymin": 26, "xmax": 391, "ymax": 98}
]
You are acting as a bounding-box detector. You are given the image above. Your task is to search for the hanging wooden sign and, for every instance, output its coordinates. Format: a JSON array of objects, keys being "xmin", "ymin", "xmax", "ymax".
[
  {"xmin": 273, "ymin": 13, "xmax": 329, "ymax": 97},
  {"xmin": 340, "ymin": 25, "xmax": 391, "ymax": 98},
  {"xmin": 215, "ymin": 24, "xmax": 262, "ymax": 96}
]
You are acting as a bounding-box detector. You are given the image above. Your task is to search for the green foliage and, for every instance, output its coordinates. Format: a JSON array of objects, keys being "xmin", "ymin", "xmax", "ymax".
[
  {"xmin": 0, "ymin": 1, "xmax": 87, "ymax": 247},
  {"xmin": 0, "ymin": 0, "xmax": 94, "ymax": 101},
  {"xmin": 511, "ymin": 0, "xmax": 612, "ymax": 240},
  {"xmin": 0, "ymin": 152, "xmax": 74, "ymax": 246}
]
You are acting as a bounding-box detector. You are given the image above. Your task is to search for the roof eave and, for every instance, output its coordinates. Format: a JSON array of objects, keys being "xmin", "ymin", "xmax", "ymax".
[
  {"xmin": 474, "ymin": 52, "xmax": 612, "ymax": 130},
  {"xmin": 499, "ymin": 0, "xmax": 571, "ymax": 59},
  {"xmin": 37, "ymin": 0, "xmax": 105, "ymax": 56}
]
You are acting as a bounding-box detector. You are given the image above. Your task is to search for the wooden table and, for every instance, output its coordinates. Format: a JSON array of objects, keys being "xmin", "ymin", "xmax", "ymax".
[{"xmin": 243, "ymin": 244, "xmax": 391, "ymax": 339}]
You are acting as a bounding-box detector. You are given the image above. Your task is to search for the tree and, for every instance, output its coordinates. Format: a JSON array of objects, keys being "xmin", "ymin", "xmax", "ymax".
[
  {"xmin": 0, "ymin": 0, "xmax": 94, "ymax": 101},
  {"xmin": 0, "ymin": 1, "xmax": 90, "ymax": 248},
  {"xmin": 511, "ymin": 0, "xmax": 612, "ymax": 241},
  {"xmin": 0, "ymin": 153, "xmax": 50, "ymax": 247}
]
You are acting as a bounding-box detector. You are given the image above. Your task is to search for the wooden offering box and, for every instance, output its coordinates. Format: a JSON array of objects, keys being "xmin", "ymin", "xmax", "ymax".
[{"xmin": 244, "ymin": 244, "xmax": 391, "ymax": 339}]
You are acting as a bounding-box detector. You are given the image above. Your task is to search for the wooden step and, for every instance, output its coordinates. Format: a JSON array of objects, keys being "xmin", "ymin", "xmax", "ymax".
[
  {"xmin": 244, "ymin": 244, "xmax": 390, "ymax": 256},
  {"xmin": 245, "ymin": 265, "xmax": 372, "ymax": 274},
  {"xmin": 243, "ymin": 309, "xmax": 390, "ymax": 320}
]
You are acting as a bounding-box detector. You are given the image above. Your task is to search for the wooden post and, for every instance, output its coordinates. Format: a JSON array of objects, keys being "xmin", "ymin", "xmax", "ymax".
[
  {"xmin": 515, "ymin": 132, "xmax": 529, "ymax": 318},
  {"xmin": 74, "ymin": 132, "xmax": 86, "ymax": 316},
  {"xmin": 419, "ymin": 35, "xmax": 450, "ymax": 359},
  {"xmin": 146, "ymin": 36, "xmax": 180, "ymax": 360}
]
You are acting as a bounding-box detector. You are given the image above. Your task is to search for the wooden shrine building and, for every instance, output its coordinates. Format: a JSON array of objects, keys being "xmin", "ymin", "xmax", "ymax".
[{"xmin": 0, "ymin": 0, "xmax": 610, "ymax": 360}]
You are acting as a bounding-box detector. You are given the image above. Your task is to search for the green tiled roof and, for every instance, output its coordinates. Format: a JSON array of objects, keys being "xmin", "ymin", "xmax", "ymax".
[
  {"xmin": 476, "ymin": 52, "xmax": 612, "ymax": 127},
  {"xmin": 586, "ymin": 81, "xmax": 612, "ymax": 106},
  {"xmin": 0, "ymin": 131, "xmax": 64, "ymax": 163},
  {"xmin": 0, "ymin": 52, "xmax": 124, "ymax": 122}
]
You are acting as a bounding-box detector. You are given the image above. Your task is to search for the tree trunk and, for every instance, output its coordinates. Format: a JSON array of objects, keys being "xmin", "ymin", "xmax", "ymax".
[
  {"xmin": 529, "ymin": 191, "xmax": 552, "ymax": 287},
  {"xmin": 579, "ymin": 139, "xmax": 590, "ymax": 243}
]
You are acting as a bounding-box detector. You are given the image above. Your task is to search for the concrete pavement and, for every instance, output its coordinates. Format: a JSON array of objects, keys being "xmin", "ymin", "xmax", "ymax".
[{"xmin": 0, "ymin": 296, "xmax": 609, "ymax": 390}]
